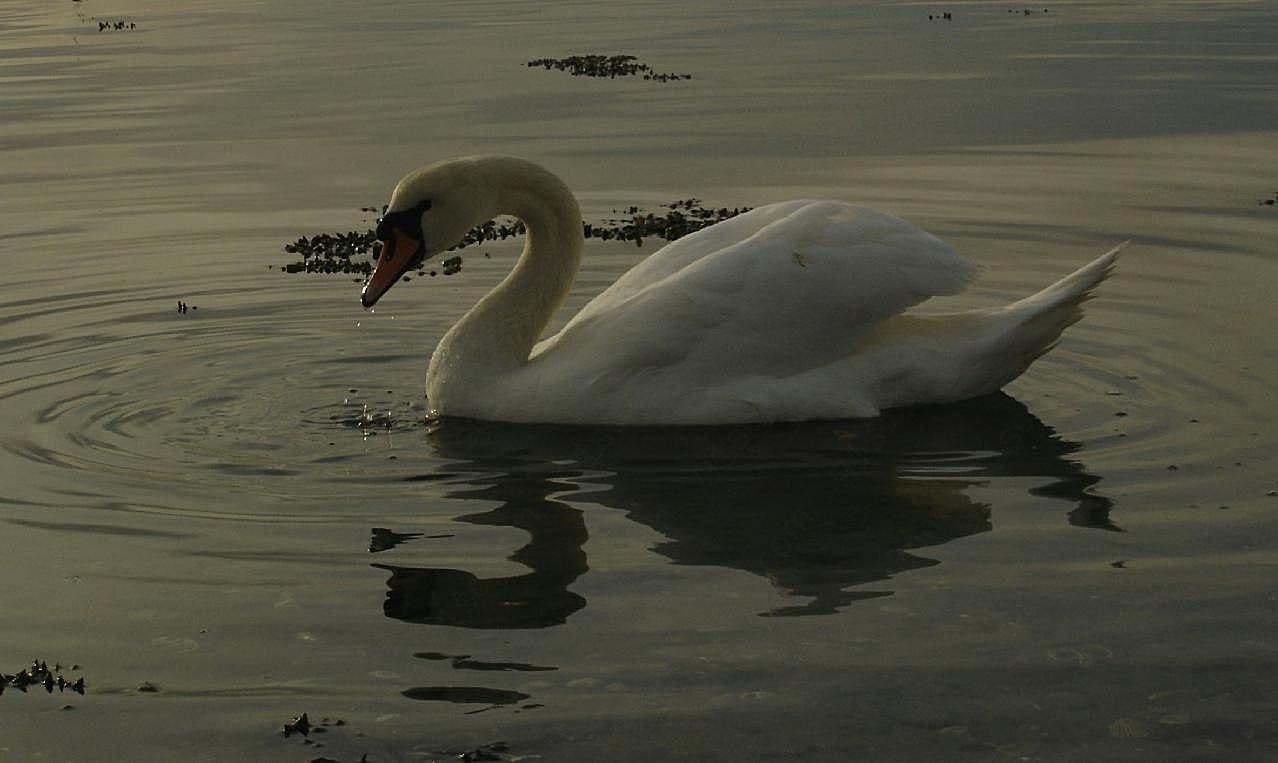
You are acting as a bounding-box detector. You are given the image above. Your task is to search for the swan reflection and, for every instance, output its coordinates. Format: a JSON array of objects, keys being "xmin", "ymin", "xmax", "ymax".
[
  {"xmin": 374, "ymin": 394, "xmax": 1112, "ymax": 626},
  {"xmin": 373, "ymin": 470, "xmax": 588, "ymax": 628}
]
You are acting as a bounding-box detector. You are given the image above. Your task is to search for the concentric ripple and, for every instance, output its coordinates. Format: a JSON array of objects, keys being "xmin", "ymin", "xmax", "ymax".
[{"xmin": 1, "ymin": 239, "xmax": 1271, "ymax": 527}]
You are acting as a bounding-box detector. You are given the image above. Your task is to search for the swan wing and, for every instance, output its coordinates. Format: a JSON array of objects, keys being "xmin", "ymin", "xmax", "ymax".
[
  {"xmin": 568, "ymin": 201, "xmax": 815, "ymax": 319},
  {"xmin": 534, "ymin": 201, "xmax": 981, "ymax": 381}
]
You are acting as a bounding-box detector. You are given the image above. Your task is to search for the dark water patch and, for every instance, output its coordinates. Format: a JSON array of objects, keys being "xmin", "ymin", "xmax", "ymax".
[
  {"xmin": 35, "ymin": 390, "xmax": 119, "ymax": 425},
  {"xmin": 401, "ymin": 686, "xmax": 531, "ymax": 706},
  {"xmin": 0, "ymin": 225, "xmax": 85, "ymax": 242},
  {"xmin": 402, "ymin": 472, "xmax": 461, "ymax": 483},
  {"xmin": 186, "ymin": 549, "xmax": 355, "ymax": 565},
  {"xmin": 938, "ymin": 218, "xmax": 1252, "ymax": 256},
  {"xmin": 93, "ymin": 684, "xmax": 332, "ymax": 698},
  {"xmin": 931, "ymin": 219, "xmax": 1108, "ymax": 247},
  {"xmin": 0, "ymin": 286, "xmax": 153, "ymax": 321},
  {"xmin": 412, "ymin": 652, "xmax": 557, "ymax": 672},
  {"xmin": 452, "ymin": 658, "xmax": 557, "ymax": 673},
  {"xmin": 309, "ymin": 453, "xmax": 361, "ymax": 465},
  {"xmin": 375, "ymin": 498, "xmax": 590, "ymax": 631},
  {"xmin": 86, "ymin": 572, "xmax": 283, "ymax": 587},
  {"xmin": 370, "ymin": 527, "xmax": 422, "ymax": 553},
  {"xmin": 206, "ymin": 463, "xmax": 299, "ymax": 477},
  {"xmin": 0, "ymin": 333, "xmax": 53, "ymax": 354},
  {"xmin": 312, "ymin": 354, "xmax": 418, "ymax": 364},
  {"xmin": 6, "ymin": 517, "xmax": 192, "ymax": 539},
  {"xmin": 1135, "ymin": 203, "xmax": 1269, "ymax": 219}
]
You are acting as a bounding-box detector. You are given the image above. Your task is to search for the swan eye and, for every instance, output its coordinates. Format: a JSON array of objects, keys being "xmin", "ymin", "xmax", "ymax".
[{"xmin": 375, "ymin": 199, "xmax": 432, "ymax": 242}]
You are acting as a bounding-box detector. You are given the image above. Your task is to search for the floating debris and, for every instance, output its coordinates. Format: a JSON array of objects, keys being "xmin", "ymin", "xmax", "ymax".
[
  {"xmin": 281, "ymin": 715, "xmax": 367, "ymax": 762},
  {"xmin": 279, "ymin": 201, "xmax": 750, "ymax": 278},
  {"xmin": 283, "ymin": 712, "xmax": 311, "ymax": 738},
  {"xmin": 1, "ymin": 660, "xmax": 85, "ymax": 698},
  {"xmin": 96, "ymin": 19, "xmax": 137, "ymax": 31},
  {"xmin": 1260, "ymin": 191, "xmax": 1277, "ymax": 207},
  {"xmin": 459, "ymin": 742, "xmax": 511, "ymax": 762},
  {"xmin": 527, "ymin": 54, "xmax": 691, "ymax": 82}
]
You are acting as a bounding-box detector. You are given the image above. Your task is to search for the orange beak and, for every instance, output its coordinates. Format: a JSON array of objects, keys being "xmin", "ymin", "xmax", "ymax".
[{"xmin": 361, "ymin": 231, "xmax": 423, "ymax": 308}]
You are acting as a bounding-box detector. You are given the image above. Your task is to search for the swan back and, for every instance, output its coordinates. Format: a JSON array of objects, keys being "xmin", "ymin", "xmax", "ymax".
[{"xmin": 537, "ymin": 201, "xmax": 981, "ymax": 380}]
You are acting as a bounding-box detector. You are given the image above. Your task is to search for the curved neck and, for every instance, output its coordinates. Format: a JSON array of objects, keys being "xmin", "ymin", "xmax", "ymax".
[{"xmin": 435, "ymin": 161, "xmax": 583, "ymax": 372}]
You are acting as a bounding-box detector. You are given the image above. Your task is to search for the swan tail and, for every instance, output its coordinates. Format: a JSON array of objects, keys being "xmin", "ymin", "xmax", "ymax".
[
  {"xmin": 973, "ymin": 242, "xmax": 1126, "ymax": 382},
  {"xmin": 1011, "ymin": 242, "xmax": 1124, "ymax": 318},
  {"xmin": 1004, "ymin": 241, "xmax": 1124, "ymax": 347},
  {"xmin": 907, "ymin": 242, "xmax": 1125, "ymax": 402},
  {"xmin": 805, "ymin": 243, "xmax": 1124, "ymax": 415}
]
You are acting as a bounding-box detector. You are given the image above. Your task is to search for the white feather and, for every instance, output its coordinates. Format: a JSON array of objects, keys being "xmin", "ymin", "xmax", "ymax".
[{"xmin": 368, "ymin": 157, "xmax": 1122, "ymax": 425}]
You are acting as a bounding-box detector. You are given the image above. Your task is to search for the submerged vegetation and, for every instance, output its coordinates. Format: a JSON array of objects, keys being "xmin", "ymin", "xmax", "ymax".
[{"xmin": 279, "ymin": 200, "xmax": 751, "ymax": 279}]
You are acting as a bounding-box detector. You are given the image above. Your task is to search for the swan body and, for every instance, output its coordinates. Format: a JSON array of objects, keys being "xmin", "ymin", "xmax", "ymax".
[{"xmin": 360, "ymin": 156, "xmax": 1122, "ymax": 425}]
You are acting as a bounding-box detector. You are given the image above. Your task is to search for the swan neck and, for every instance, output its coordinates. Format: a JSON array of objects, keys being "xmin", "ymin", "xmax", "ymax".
[{"xmin": 439, "ymin": 162, "xmax": 583, "ymax": 371}]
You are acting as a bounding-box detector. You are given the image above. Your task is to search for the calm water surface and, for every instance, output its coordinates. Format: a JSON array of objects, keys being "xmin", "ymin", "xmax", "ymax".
[{"xmin": 2, "ymin": 1, "xmax": 1277, "ymax": 760}]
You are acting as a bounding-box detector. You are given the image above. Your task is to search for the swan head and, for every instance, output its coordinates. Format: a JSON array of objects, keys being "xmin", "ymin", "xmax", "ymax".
[{"xmin": 360, "ymin": 158, "xmax": 504, "ymax": 309}]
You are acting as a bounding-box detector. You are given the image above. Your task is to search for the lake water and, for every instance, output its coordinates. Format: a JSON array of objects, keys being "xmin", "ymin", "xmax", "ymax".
[{"xmin": 3, "ymin": 0, "xmax": 1277, "ymax": 760}]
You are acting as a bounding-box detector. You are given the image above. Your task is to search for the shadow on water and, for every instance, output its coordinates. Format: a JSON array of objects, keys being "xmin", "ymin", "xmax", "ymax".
[{"xmin": 371, "ymin": 393, "xmax": 1113, "ymax": 627}]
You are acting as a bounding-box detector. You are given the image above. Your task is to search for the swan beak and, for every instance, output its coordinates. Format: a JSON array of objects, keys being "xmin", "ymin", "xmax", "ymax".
[{"xmin": 361, "ymin": 232, "xmax": 423, "ymax": 308}]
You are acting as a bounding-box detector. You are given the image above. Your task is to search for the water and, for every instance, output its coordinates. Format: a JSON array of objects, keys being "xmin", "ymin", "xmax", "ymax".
[{"xmin": 2, "ymin": 1, "xmax": 1277, "ymax": 760}]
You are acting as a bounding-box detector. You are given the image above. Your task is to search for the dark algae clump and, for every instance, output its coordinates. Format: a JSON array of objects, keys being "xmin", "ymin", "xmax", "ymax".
[
  {"xmin": 527, "ymin": 54, "xmax": 691, "ymax": 82},
  {"xmin": 591, "ymin": 199, "xmax": 753, "ymax": 247},
  {"xmin": 279, "ymin": 201, "xmax": 751, "ymax": 279},
  {"xmin": 282, "ymin": 229, "xmax": 380, "ymax": 276},
  {"xmin": 440, "ymin": 254, "xmax": 463, "ymax": 276},
  {"xmin": 1, "ymin": 660, "xmax": 85, "ymax": 697}
]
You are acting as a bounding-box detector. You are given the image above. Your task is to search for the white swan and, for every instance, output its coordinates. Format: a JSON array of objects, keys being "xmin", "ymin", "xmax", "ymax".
[{"xmin": 360, "ymin": 156, "xmax": 1122, "ymax": 425}]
